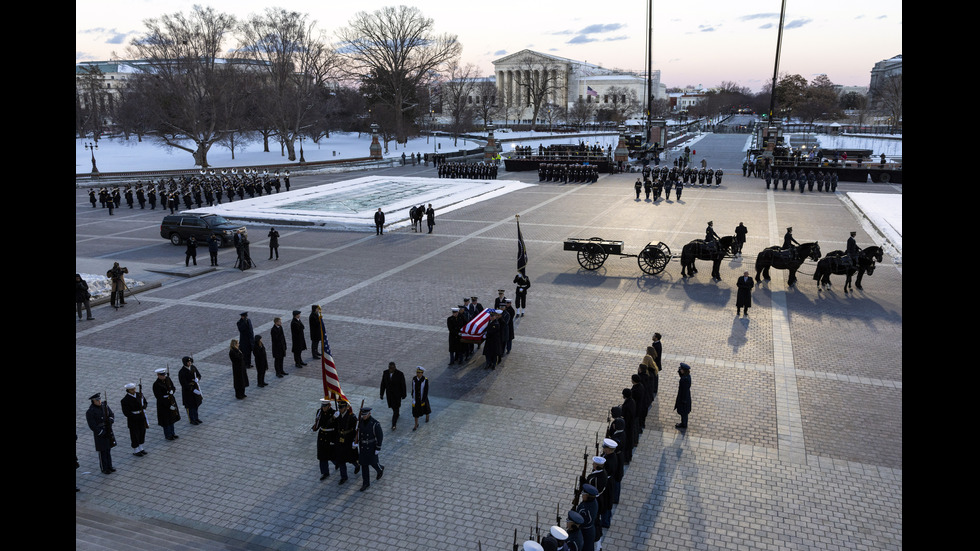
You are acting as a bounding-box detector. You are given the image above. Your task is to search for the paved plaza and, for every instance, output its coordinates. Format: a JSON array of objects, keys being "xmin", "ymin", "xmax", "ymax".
[{"xmin": 76, "ymin": 134, "xmax": 902, "ymax": 550}]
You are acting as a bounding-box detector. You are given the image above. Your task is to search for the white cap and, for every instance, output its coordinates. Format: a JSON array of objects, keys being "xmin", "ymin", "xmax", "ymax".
[
  {"xmin": 154, "ymin": 368, "xmax": 167, "ymax": 374},
  {"xmin": 550, "ymin": 526, "xmax": 568, "ymax": 540},
  {"xmin": 523, "ymin": 542, "xmax": 544, "ymax": 551},
  {"xmin": 124, "ymin": 383, "xmax": 136, "ymax": 390}
]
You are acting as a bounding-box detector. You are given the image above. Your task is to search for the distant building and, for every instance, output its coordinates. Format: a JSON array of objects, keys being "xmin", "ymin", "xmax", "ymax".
[
  {"xmin": 867, "ymin": 54, "xmax": 902, "ymax": 107},
  {"xmin": 492, "ymin": 49, "xmax": 664, "ymax": 124}
]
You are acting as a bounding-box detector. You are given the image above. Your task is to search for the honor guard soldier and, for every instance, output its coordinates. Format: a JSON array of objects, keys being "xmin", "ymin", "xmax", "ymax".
[
  {"xmin": 86, "ymin": 393, "xmax": 116, "ymax": 474},
  {"xmin": 152, "ymin": 368, "xmax": 181, "ymax": 440},
  {"xmin": 120, "ymin": 383, "xmax": 149, "ymax": 457},
  {"xmin": 356, "ymin": 406, "xmax": 385, "ymax": 491},
  {"xmin": 312, "ymin": 399, "xmax": 338, "ymax": 480},
  {"xmin": 514, "ymin": 272, "xmax": 530, "ymax": 317}
]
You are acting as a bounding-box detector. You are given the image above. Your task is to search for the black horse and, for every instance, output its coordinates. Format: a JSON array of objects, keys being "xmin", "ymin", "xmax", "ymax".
[
  {"xmin": 813, "ymin": 246, "xmax": 883, "ymax": 293},
  {"xmin": 680, "ymin": 236, "xmax": 734, "ymax": 280},
  {"xmin": 755, "ymin": 242, "xmax": 821, "ymax": 286},
  {"xmin": 409, "ymin": 205, "xmax": 424, "ymax": 232}
]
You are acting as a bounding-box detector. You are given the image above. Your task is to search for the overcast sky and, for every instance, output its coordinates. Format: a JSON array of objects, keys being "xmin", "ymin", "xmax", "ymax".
[{"xmin": 76, "ymin": 0, "xmax": 902, "ymax": 92}]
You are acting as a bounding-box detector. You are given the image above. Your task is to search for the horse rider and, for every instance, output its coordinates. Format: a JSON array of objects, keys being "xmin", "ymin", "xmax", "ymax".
[
  {"xmin": 846, "ymin": 231, "xmax": 860, "ymax": 264},
  {"xmin": 782, "ymin": 227, "xmax": 800, "ymax": 250},
  {"xmin": 705, "ymin": 221, "xmax": 720, "ymax": 243}
]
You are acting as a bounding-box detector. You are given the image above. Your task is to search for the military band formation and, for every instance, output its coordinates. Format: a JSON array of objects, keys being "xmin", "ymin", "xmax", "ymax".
[{"xmin": 742, "ymin": 158, "xmax": 840, "ymax": 193}]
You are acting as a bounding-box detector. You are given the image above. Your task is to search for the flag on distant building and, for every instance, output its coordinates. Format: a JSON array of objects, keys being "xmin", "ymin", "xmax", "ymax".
[
  {"xmin": 587, "ymin": 86, "xmax": 599, "ymax": 97},
  {"xmin": 516, "ymin": 215, "xmax": 528, "ymax": 275},
  {"xmin": 319, "ymin": 314, "xmax": 348, "ymax": 402}
]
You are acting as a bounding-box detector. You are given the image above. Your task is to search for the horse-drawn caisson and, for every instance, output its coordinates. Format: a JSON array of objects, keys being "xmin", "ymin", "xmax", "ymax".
[
  {"xmin": 563, "ymin": 235, "xmax": 835, "ymax": 287},
  {"xmin": 563, "ymin": 237, "xmax": 672, "ymax": 275}
]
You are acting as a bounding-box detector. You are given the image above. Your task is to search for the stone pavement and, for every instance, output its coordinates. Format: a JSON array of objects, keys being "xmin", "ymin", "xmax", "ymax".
[{"xmin": 76, "ymin": 147, "xmax": 902, "ymax": 550}]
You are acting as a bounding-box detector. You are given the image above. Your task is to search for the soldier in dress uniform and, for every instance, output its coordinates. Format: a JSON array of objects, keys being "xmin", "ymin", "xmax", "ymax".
[
  {"xmin": 576, "ymin": 484, "xmax": 599, "ymax": 551},
  {"xmin": 121, "ymin": 185, "xmax": 131, "ymax": 209},
  {"xmin": 356, "ymin": 406, "xmax": 385, "ymax": 491},
  {"xmin": 514, "ymin": 272, "xmax": 531, "ymax": 317},
  {"xmin": 782, "ymin": 227, "xmax": 800, "ymax": 249},
  {"xmin": 152, "ymin": 368, "xmax": 181, "ymax": 440},
  {"xmin": 565, "ymin": 511, "xmax": 585, "ymax": 551},
  {"xmin": 86, "ymin": 393, "xmax": 116, "ymax": 474},
  {"xmin": 705, "ymin": 221, "xmax": 720, "ymax": 242},
  {"xmin": 334, "ymin": 401, "xmax": 358, "ymax": 484},
  {"xmin": 846, "ymin": 231, "xmax": 860, "ymax": 264},
  {"xmin": 120, "ymin": 383, "xmax": 149, "ymax": 457},
  {"xmin": 312, "ymin": 399, "xmax": 338, "ymax": 480}
]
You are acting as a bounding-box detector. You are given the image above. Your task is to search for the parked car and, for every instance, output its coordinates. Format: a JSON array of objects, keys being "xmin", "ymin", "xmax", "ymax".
[{"xmin": 160, "ymin": 214, "xmax": 247, "ymax": 247}]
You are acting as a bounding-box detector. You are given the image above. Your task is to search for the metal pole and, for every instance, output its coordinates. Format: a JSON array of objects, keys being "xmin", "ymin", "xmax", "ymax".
[{"xmin": 767, "ymin": 0, "xmax": 788, "ymax": 123}]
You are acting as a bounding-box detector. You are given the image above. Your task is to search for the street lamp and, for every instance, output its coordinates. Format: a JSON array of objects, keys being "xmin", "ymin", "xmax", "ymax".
[{"xmin": 85, "ymin": 142, "xmax": 100, "ymax": 177}]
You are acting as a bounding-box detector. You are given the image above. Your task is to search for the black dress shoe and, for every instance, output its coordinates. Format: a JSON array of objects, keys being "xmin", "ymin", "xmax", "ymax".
[
  {"xmin": 376, "ymin": 466, "xmax": 384, "ymax": 480},
  {"xmin": 172, "ymin": 435, "xmax": 179, "ymax": 439},
  {"xmin": 359, "ymin": 485, "xmax": 369, "ymax": 492},
  {"xmin": 320, "ymin": 473, "xmax": 329, "ymax": 481},
  {"xmin": 338, "ymin": 478, "xmax": 348, "ymax": 485},
  {"xmin": 675, "ymin": 424, "xmax": 687, "ymax": 429}
]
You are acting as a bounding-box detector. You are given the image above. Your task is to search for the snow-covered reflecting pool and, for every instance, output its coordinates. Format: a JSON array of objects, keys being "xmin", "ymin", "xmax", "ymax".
[{"xmin": 185, "ymin": 175, "xmax": 535, "ymax": 231}]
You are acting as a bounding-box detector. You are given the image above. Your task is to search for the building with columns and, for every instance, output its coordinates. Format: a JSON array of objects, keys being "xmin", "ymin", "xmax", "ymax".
[{"xmin": 492, "ymin": 49, "xmax": 663, "ymax": 124}]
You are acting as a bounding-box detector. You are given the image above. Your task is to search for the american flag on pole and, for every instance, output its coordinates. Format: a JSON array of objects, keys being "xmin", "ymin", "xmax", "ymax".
[
  {"xmin": 460, "ymin": 308, "xmax": 495, "ymax": 342},
  {"xmin": 587, "ymin": 86, "xmax": 599, "ymax": 97},
  {"xmin": 319, "ymin": 312, "xmax": 348, "ymax": 402},
  {"xmin": 517, "ymin": 215, "xmax": 528, "ymax": 275}
]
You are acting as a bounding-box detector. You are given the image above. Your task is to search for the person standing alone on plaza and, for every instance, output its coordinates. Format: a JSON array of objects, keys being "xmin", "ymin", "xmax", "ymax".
[
  {"xmin": 736, "ymin": 271, "xmax": 754, "ymax": 316},
  {"xmin": 674, "ymin": 363, "xmax": 692, "ymax": 430},
  {"xmin": 267, "ymin": 227, "xmax": 280, "ymax": 260},
  {"xmin": 374, "ymin": 208, "xmax": 385, "ymax": 235},
  {"xmin": 425, "ymin": 204, "xmax": 435, "ymax": 233}
]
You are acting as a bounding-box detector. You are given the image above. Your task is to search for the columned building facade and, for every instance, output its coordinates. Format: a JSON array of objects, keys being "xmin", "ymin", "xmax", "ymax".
[{"xmin": 493, "ymin": 49, "xmax": 662, "ymax": 124}]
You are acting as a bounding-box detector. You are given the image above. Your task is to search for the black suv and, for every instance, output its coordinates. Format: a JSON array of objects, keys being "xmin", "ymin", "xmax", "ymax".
[{"xmin": 160, "ymin": 214, "xmax": 247, "ymax": 247}]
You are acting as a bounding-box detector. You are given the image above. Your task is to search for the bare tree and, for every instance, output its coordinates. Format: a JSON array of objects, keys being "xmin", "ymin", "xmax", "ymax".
[
  {"xmin": 237, "ymin": 8, "xmax": 338, "ymax": 161},
  {"xmin": 872, "ymin": 74, "xmax": 902, "ymax": 131},
  {"xmin": 337, "ymin": 6, "xmax": 461, "ymax": 143},
  {"xmin": 126, "ymin": 6, "xmax": 240, "ymax": 167},
  {"xmin": 472, "ymin": 77, "xmax": 499, "ymax": 130},
  {"xmin": 75, "ymin": 65, "xmax": 110, "ymax": 140},
  {"xmin": 567, "ymin": 98, "xmax": 597, "ymax": 129},
  {"xmin": 511, "ymin": 54, "xmax": 565, "ymax": 130},
  {"xmin": 598, "ymin": 85, "xmax": 639, "ymax": 124},
  {"xmin": 441, "ymin": 61, "xmax": 477, "ymax": 145}
]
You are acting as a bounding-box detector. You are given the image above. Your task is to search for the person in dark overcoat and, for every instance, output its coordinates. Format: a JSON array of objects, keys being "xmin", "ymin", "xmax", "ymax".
[
  {"xmin": 229, "ymin": 339, "xmax": 249, "ymax": 399},
  {"xmin": 736, "ymin": 271, "xmax": 754, "ymax": 316},
  {"xmin": 447, "ymin": 308, "xmax": 464, "ymax": 365},
  {"xmin": 177, "ymin": 356, "xmax": 203, "ymax": 424},
  {"xmin": 207, "ymin": 233, "xmax": 220, "ymax": 266},
  {"xmin": 334, "ymin": 401, "xmax": 358, "ymax": 484},
  {"xmin": 86, "ymin": 393, "xmax": 116, "ymax": 474},
  {"xmin": 253, "ymin": 335, "xmax": 269, "ymax": 387},
  {"xmin": 425, "ymin": 204, "xmax": 435, "ymax": 233},
  {"xmin": 152, "ymin": 368, "xmax": 180, "ymax": 440},
  {"xmin": 271, "ymin": 317, "xmax": 288, "ymax": 377},
  {"xmin": 374, "ymin": 208, "xmax": 385, "ymax": 235},
  {"xmin": 482, "ymin": 310, "xmax": 503, "ymax": 370},
  {"xmin": 733, "ymin": 222, "xmax": 748, "ymax": 257},
  {"xmin": 291, "ymin": 310, "xmax": 307, "ymax": 367},
  {"xmin": 309, "ymin": 305, "xmax": 324, "ymax": 359},
  {"xmin": 312, "ymin": 400, "xmax": 338, "ymax": 480},
  {"xmin": 76, "ymin": 274, "xmax": 94, "ymax": 321},
  {"xmin": 237, "ymin": 312, "xmax": 254, "ymax": 369},
  {"xmin": 411, "ymin": 366, "xmax": 431, "ymax": 431},
  {"xmin": 674, "ymin": 363, "xmax": 692, "ymax": 429},
  {"xmin": 380, "ymin": 362, "xmax": 407, "ymax": 430},
  {"xmin": 267, "ymin": 227, "xmax": 280, "ymax": 260},
  {"xmin": 120, "ymin": 383, "xmax": 148, "ymax": 457}
]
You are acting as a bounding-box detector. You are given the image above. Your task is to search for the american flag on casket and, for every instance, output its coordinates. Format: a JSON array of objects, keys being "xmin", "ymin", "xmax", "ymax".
[{"xmin": 460, "ymin": 308, "xmax": 495, "ymax": 343}]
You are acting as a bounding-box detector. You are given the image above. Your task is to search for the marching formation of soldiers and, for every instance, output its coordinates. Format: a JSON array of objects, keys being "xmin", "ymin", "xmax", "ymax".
[
  {"xmin": 87, "ymin": 168, "xmax": 292, "ymax": 215},
  {"xmin": 538, "ymin": 163, "xmax": 600, "ymax": 183},
  {"xmin": 515, "ymin": 341, "xmax": 662, "ymax": 551},
  {"xmin": 437, "ymin": 161, "xmax": 498, "ymax": 179}
]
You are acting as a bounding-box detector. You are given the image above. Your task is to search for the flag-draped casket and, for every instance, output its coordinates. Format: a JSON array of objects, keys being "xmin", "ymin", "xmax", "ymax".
[{"xmin": 460, "ymin": 308, "xmax": 494, "ymax": 343}]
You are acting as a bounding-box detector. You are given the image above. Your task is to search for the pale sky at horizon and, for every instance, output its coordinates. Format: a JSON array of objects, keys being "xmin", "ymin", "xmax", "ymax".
[{"xmin": 76, "ymin": 0, "xmax": 902, "ymax": 93}]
